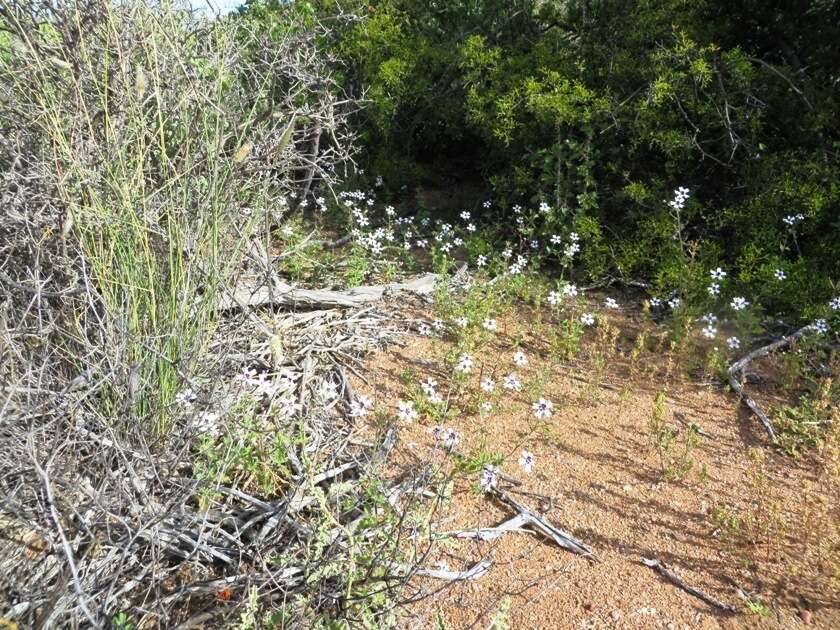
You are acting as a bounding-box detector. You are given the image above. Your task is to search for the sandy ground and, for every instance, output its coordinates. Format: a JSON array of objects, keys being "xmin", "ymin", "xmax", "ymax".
[{"xmin": 354, "ymin": 299, "xmax": 838, "ymax": 629}]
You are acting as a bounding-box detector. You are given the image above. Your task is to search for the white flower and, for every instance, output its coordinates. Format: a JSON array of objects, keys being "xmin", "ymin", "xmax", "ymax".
[
  {"xmin": 427, "ymin": 425, "xmax": 445, "ymax": 440},
  {"xmin": 580, "ymin": 313, "xmax": 595, "ymax": 326},
  {"xmin": 503, "ymin": 374, "xmax": 522, "ymax": 391},
  {"xmin": 480, "ymin": 467, "xmax": 498, "ymax": 491},
  {"xmin": 783, "ymin": 213, "xmax": 804, "ymax": 226},
  {"xmin": 455, "ymin": 354, "xmax": 473, "ymax": 374},
  {"xmin": 701, "ymin": 313, "xmax": 718, "ymax": 324},
  {"xmin": 530, "ymin": 239, "xmax": 539, "ymax": 250},
  {"xmin": 480, "ymin": 401, "xmax": 493, "ymax": 412},
  {"xmin": 444, "ymin": 428, "xmax": 461, "ymax": 447},
  {"xmin": 385, "ymin": 204, "xmax": 395, "ymax": 216},
  {"xmin": 650, "ymin": 297, "xmax": 662, "ymax": 307},
  {"xmin": 318, "ymin": 380, "xmax": 339, "ymax": 402},
  {"xmin": 483, "ymin": 318, "xmax": 498, "ymax": 332},
  {"xmin": 563, "ymin": 243, "xmax": 580, "ymax": 258},
  {"xmin": 550, "ymin": 234, "xmax": 563, "ymax": 245},
  {"xmin": 420, "ymin": 378, "xmax": 438, "ymax": 396},
  {"xmin": 397, "ymin": 400, "xmax": 417, "ymax": 423},
  {"xmin": 773, "ymin": 269, "xmax": 787, "ymax": 281},
  {"xmin": 518, "ymin": 450, "xmax": 535, "ymax": 474},
  {"xmin": 710, "ymin": 267, "xmax": 727, "ymax": 281},
  {"xmin": 418, "ymin": 323, "xmax": 432, "ymax": 336},
  {"xmin": 562, "ymin": 284, "xmax": 578, "ymax": 298},
  {"xmin": 432, "ymin": 319, "xmax": 444, "ymax": 332},
  {"xmin": 476, "ymin": 254, "xmax": 487, "ymax": 268},
  {"xmin": 829, "ymin": 297, "xmax": 840, "ymax": 311},
  {"xmin": 707, "ymin": 283, "xmax": 721, "ymax": 296},
  {"xmin": 501, "ymin": 248, "xmax": 513, "ymax": 259},
  {"xmin": 814, "ymin": 319, "xmax": 828, "ymax": 334},
  {"xmin": 460, "ymin": 211, "xmax": 471, "ymax": 221},
  {"xmin": 547, "ymin": 290, "xmax": 561, "ymax": 306},
  {"xmin": 428, "ymin": 390, "xmax": 443, "ymax": 405},
  {"xmin": 532, "ymin": 397, "xmax": 554, "ymax": 419},
  {"xmin": 195, "ymin": 411, "xmax": 219, "ymax": 435},
  {"xmin": 726, "ymin": 336, "xmax": 740, "ymax": 350},
  {"xmin": 604, "ymin": 297, "xmax": 619, "ymax": 309},
  {"xmin": 480, "ymin": 377, "xmax": 495, "ymax": 392},
  {"xmin": 512, "ymin": 351, "xmax": 528, "ymax": 367},
  {"xmin": 349, "ymin": 394, "xmax": 373, "ymax": 418},
  {"xmin": 539, "ymin": 201, "xmax": 551, "ymax": 214},
  {"xmin": 569, "ymin": 232, "xmax": 580, "ymax": 242},
  {"xmin": 176, "ymin": 388, "xmax": 196, "ymax": 408},
  {"xmin": 454, "ymin": 237, "xmax": 464, "ymax": 246},
  {"xmin": 454, "ymin": 316, "xmax": 469, "ymax": 328},
  {"xmin": 702, "ymin": 325, "xmax": 717, "ymax": 339},
  {"xmin": 276, "ymin": 394, "xmax": 302, "ymax": 418},
  {"xmin": 730, "ymin": 296, "xmax": 749, "ymax": 311},
  {"xmin": 668, "ymin": 297, "xmax": 681, "ymax": 309},
  {"xmin": 483, "ymin": 200, "xmax": 492, "ymax": 209},
  {"xmin": 467, "ymin": 223, "xmax": 476, "ymax": 232}
]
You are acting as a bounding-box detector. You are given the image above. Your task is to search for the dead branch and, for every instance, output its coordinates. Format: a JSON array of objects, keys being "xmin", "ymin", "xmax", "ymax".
[
  {"xmin": 641, "ymin": 557, "xmax": 738, "ymax": 613},
  {"xmin": 727, "ymin": 324, "xmax": 815, "ymax": 441},
  {"xmin": 492, "ymin": 490, "xmax": 598, "ymax": 561},
  {"xmin": 218, "ymin": 273, "xmax": 438, "ymax": 310}
]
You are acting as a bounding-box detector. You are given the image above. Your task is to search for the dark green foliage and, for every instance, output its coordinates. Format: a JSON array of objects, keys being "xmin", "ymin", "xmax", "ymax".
[{"xmin": 246, "ymin": 0, "xmax": 839, "ymax": 318}]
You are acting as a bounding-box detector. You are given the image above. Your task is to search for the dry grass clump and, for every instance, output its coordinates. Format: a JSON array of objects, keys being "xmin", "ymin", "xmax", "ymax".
[{"xmin": 0, "ymin": 2, "xmax": 410, "ymax": 627}]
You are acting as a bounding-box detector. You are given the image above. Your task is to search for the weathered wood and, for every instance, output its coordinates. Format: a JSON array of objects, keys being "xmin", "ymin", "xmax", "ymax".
[
  {"xmin": 493, "ymin": 490, "xmax": 598, "ymax": 560},
  {"xmin": 641, "ymin": 557, "xmax": 738, "ymax": 613},
  {"xmin": 726, "ymin": 324, "xmax": 815, "ymax": 442},
  {"xmin": 218, "ymin": 273, "xmax": 438, "ymax": 310}
]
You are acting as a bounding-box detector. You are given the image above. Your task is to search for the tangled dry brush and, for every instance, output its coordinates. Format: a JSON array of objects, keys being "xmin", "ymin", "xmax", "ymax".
[{"xmin": 0, "ymin": 1, "xmax": 424, "ymax": 626}]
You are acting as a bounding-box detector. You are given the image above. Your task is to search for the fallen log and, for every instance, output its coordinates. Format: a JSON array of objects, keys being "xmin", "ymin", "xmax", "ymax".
[
  {"xmin": 218, "ymin": 273, "xmax": 438, "ymax": 311},
  {"xmin": 726, "ymin": 324, "xmax": 815, "ymax": 442}
]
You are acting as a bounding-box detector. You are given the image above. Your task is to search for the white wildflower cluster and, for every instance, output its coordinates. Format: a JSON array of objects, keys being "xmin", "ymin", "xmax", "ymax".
[
  {"xmin": 538, "ymin": 201, "xmax": 551, "ymax": 214},
  {"xmin": 580, "ymin": 312, "xmax": 595, "ymax": 326},
  {"xmin": 726, "ymin": 336, "xmax": 741, "ymax": 350},
  {"xmin": 667, "ymin": 186, "xmax": 690, "ymax": 211},
  {"xmin": 421, "ymin": 377, "xmax": 443, "ymax": 404},
  {"xmin": 564, "ymin": 232, "xmax": 581, "ymax": 259},
  {"xmin": 708, "ymin": 266, "xmax": 726, "ymax": 296},
  {"xmin": 604, "ymin": 297, "xmax": 619, "ymax": 309},
  {"xmin": 481, "ymin": 377, "xmax": 495, "ymax": 392},
  {"xmin": 508, "ymin": 253, "xmax": 528, "ymax": 275},
  {"xmin": 783, "ymin": 213, "xmax": 805, "ymax": 226},
  {"xmin": 773, "ymin": 269, "xmax": 787, "ymax": 281},
  {"xmin": 563, "ymin": 283, "xmax": 579, "ymax": 298},
  {"xmin": 503, "ymin": 373, "xmax": 522, "ymax": 391}
]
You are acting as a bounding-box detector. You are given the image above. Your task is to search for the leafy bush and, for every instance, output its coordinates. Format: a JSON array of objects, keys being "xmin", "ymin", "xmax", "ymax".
[{"xmin": 281, "ymin": 0, "xmax": 839, "ymax": 319}]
